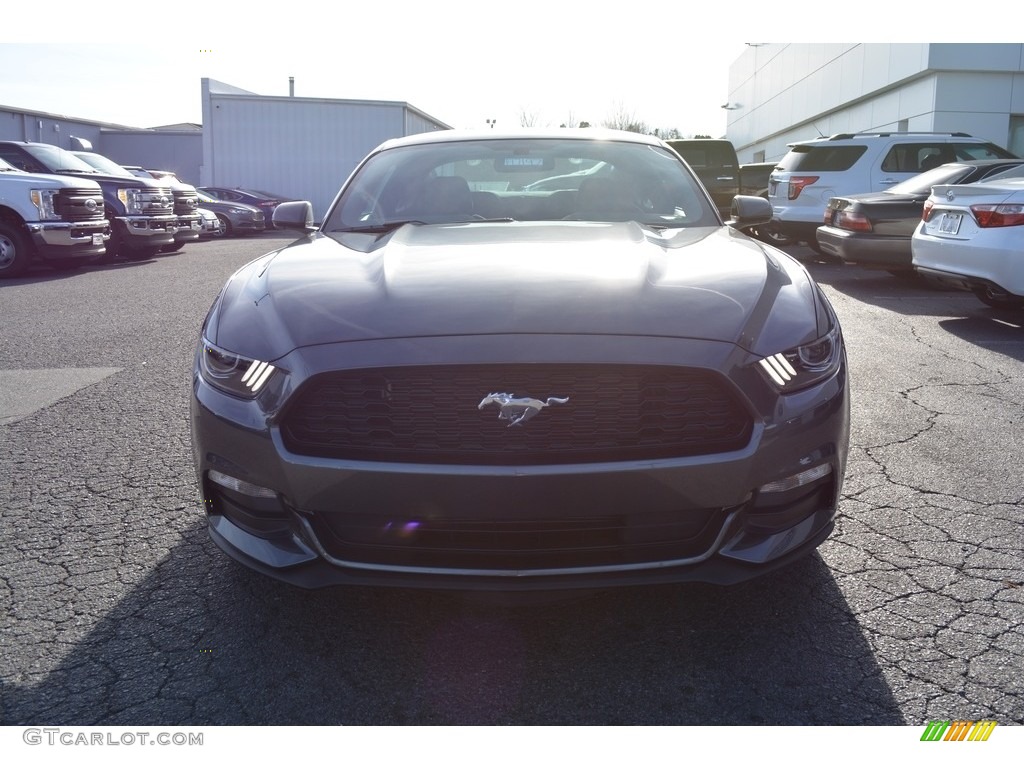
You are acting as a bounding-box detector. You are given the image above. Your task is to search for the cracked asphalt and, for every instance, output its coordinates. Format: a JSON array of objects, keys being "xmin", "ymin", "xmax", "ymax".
[{"xmin": 0, "ymin": 235, "xmax": 1021, "ymax": 725}]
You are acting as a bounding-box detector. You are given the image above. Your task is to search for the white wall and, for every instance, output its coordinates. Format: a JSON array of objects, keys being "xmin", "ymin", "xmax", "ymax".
[
  {"xmin": 725, "ymin": 44, "xmax": 1024, "ymax": 163},
  {"xmin": 200, "ymin": 79, "xmax": 449, "ymax": 219}
]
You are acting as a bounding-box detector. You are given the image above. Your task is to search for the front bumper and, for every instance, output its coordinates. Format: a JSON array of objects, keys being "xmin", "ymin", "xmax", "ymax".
[
  {"xmin": 27, "ymin": 220, "xmax": 109, "ymax": 260},
  {"xmin": 190, "ymin": 335, "xmax": 849, "ymax": 591},
  {"xmin": 174, "ymin": 215, "xmax": 202, "ymax": 244},
  {"xmin": 114, "ymin": 215, "xmax": 177, "ymax": 248}
]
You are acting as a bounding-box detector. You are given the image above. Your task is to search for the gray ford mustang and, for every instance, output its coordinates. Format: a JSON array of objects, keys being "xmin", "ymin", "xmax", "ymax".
[{"xmin": 190, "ymin": 129, "xmax": 849, "ymax": 591}]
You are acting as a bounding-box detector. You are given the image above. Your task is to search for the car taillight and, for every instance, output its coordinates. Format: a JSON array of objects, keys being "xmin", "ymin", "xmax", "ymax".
[
  {"xmin": 922, "ymin": 200, "xmax": 934, "ymax": 221},
  {"xmin": 971, "ymin": 203, "xmax": 1024, "ymax": 227},
  {"xmin": 787, "ymin": 176, "xmax": 819, "ymax": 200},
  {"xmin": 835, "ymin": 210, "xmax": 872, "ymax": 232}
]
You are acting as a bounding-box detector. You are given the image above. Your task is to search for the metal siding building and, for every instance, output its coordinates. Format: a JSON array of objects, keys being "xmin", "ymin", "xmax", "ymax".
[
  {"xmin": 200, "ymin": 79, "xmax": 450, "ymax": 219},
  {"xmin": 725, "ymin": 44, "xmax": 1024, "ymax": 163},
  {"xmin": 101, "ymin": 128, "xmax": 203, "ymax": 182},
  {"xmin": 0, "ymin": 105, "xmax": 202, "ymax": 179}
]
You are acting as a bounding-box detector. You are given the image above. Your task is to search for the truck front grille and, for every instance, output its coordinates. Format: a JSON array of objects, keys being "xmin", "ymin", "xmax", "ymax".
[{"xmin": 54, "ymin": 188, "xmax": 106, "ymax": 222}]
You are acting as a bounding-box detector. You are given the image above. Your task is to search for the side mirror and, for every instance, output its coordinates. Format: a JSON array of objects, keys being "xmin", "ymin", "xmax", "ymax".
[
  {"xmin": 273, "ymin": 201, "xmax": 317, "ymax": 232},
  {"xmin": 728, "ymin": 195, "xmax": 772, "ymax": 228}
]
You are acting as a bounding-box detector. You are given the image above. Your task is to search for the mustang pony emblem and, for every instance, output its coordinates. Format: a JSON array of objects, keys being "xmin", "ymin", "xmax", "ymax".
[{"xmin": 478, "ymin": 392, "xmax": 569, "ymax": 427}]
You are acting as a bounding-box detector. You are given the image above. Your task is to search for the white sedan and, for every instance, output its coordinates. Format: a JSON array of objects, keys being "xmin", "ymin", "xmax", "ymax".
[{"xmin": 912, "ymin": 177, "xmax": 1024, "ymax": 309}]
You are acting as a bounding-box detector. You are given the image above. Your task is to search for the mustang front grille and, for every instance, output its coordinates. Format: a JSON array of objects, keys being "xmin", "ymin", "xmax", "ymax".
[{"xmin": 280, "ymin": 364, "xmax": 753, "ymax": 464}]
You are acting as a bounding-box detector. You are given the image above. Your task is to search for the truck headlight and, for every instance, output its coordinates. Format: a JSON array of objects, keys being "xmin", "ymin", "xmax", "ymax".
[
  {"xmin": 29, "ymin": 189, "xmax": 60, "ymax": 220},
  {"xmin": 117, "ymin": 188, "xmax": 144, "ymax": 214}
]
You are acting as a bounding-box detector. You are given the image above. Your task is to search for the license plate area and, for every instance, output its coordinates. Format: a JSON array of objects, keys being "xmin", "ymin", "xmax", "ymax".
[
  {"xmin": 92, "ymin": 234, "xmax": 104, "ymax": 245},
  {"xmin": 938, "ymin": 212, "xmax": 962, "ymax": 235}
]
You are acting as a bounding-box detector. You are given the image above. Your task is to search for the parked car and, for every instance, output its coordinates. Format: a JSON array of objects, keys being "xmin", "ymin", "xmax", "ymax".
[
  {"xmin": 0, "ymin": 158, "xmax": 108, "ymax": 278},
  {"xmin": 816, "ymin": 158, "xmax": 1024, "ymax": 272},
  {"xmin": 190, "ymin": 129, "xmax": 850, "ymax": 592},
  {"xmin": 197, "ymin": 207, "xmax": 223, "ymax": 238},
  {"xmin": 195, "ymin": 192, "xmax": 265, "ymax": 236},
  {"xmin": 197, "ymin": 187, "xmax": 294, "ymax": 228},
  {"xmin": 912, "ymin": 177, "xmax": 1024, "ymax": 309},
  {"xmin": 0, "ymin": 142, "xmax": 176, "ymax": 261},
  {"xmin": 666, "ymin": 138, "xmax": 740, "ymax": 219},
  {"xmin": 768, "ymin": 132, "xmax": 1017, "ymax": 252}
]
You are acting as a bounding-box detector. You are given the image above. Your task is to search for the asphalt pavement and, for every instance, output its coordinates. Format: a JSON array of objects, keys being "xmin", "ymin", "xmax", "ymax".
[{"xmin": 0, "ymin": 234, "xmax": 1021, "ymax": 725}]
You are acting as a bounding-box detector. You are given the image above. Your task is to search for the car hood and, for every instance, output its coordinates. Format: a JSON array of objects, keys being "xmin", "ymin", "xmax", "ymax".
[{"xmin": 208, "ymin": 222, "xmax": 824, "ymax": 361}]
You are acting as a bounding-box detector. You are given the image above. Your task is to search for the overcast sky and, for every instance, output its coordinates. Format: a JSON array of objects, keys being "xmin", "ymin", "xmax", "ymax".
[
  {"xmin": 0, "ymin": 4, "xmax": 758, "ymax": 136},
  {"xmin": 1, "ymin": 8, "xmax": 1000, "ymax": 138}
]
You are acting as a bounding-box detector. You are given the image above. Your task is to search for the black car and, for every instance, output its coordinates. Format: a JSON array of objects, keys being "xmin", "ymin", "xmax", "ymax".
[
  {"xmin": 197, "ymin": 187, "xmax": 295, "ymax": 228},
  {"xmin": 816, "ymin": 158, "xmax": 1024, "ymax": 272},
  {"xmin": 190, "ymin": 129, "xmax": 849, "ymax": 592}
]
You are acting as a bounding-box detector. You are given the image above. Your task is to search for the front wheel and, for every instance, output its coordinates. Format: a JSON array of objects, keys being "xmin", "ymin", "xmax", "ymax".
[
  {"xmin": 216, "ymin": 215, "xmax": 233, "ymax": 237},
  {"xmin": 0, "ymin": 221, "xmax": 31, "ymax": 278}
]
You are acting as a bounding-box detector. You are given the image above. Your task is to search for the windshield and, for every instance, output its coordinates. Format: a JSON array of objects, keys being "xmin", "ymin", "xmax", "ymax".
[
  {"xmin": 323, "ymin": 137, "xmax": 717, "ymax": 231},
  {"xmin": 71, "ymin": 152, "xmax": 135, "ymax": 177},
  {"xmin": 23, "ymin": 145, "xmax": 101, "ymax": 173}
]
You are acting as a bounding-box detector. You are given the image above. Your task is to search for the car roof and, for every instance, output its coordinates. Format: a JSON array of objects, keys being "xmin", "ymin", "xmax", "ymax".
[
  {"xmin": 787, "ymin": 131, "xmax": 985, "ymax": 148},
  {"xmin": 375, "ymin": 128, "xmax": 666, "ymax": 153}
]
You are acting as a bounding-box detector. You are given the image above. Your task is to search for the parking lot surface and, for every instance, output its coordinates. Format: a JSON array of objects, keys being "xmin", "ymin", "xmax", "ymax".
[{"xmin": 1, "ymin": 235, "xmax": 1022, "ymax": 725}]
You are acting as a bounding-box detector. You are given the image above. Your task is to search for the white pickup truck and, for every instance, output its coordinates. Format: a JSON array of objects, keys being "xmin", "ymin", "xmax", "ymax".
[{"xmin": 0, "ymin": 159, "xmax": 109, "ymax": 278}]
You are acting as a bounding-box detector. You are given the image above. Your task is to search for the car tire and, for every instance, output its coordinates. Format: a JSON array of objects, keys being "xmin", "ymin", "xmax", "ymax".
[
  {"xmin": 216, "ymin": 215, "xmax": 233, "ymax": 237},
  {"xmin": 0, "ymin": 221, "xmax": 31, "ymax": 278},
  {"xmin": 98, "ymin": 215, "xmax": 123, "ymax": 263}
]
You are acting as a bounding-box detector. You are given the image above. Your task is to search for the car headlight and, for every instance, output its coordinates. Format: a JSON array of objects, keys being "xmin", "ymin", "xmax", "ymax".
[
  {"xmin": 199, "ymin": 338, "xmax": 280, "ymax": 397},
  {"xmin": 117, "ymin": 188, "xmax": 144, "ymax": 214},
  {"xmin": 757, "ymin": 324, "xmax": 842, "ymax": 392},
  {"xmin": 29, "ymin": 189, "xmax": 61, "ymax": 220}
]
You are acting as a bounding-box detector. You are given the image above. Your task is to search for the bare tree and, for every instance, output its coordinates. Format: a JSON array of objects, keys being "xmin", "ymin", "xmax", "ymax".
[
  {"xmin": 519, "ymin": 108, "xmax": 542, "ymax": 127},
  {"xmin": 602, "ymin": 103, "xmax": 651, "ymax": 135}
]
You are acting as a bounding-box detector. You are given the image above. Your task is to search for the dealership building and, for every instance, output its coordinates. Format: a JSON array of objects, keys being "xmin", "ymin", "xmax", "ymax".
[{"xmin": 724, "ymin": 43, "xmax": 1024, "ymax": 162}]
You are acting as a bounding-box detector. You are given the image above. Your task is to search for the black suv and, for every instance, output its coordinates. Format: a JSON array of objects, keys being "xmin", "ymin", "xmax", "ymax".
[{"xmin": 0, "ymin": 142, "xmax": 177, "ymax": 260}]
